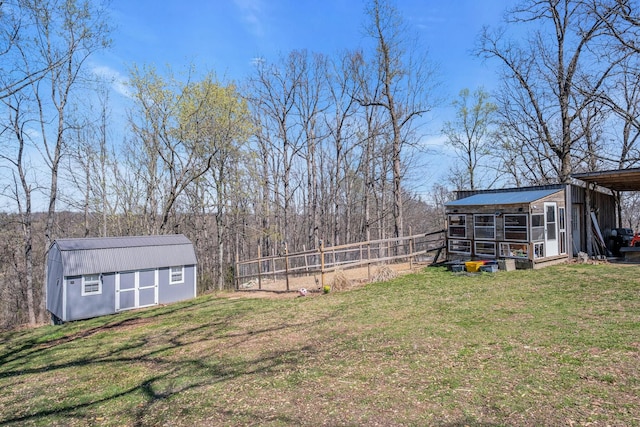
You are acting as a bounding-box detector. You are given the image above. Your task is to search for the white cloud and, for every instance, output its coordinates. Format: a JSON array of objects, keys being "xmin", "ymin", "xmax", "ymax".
[
  {"xmin": 419, "ymin": 134, "xmax": 449, "ymax": 151},
  {"xmin": 234, "ymin": 0, "xmax": 265, "ymax": 37},
  {"xmin": 91, "ymin": 65, "xmax": 131, "ymax": 98}
]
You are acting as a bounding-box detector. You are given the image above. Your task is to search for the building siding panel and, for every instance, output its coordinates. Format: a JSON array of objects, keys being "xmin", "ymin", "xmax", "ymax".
[
  {"xmin": 46, "ymin": 245, "xmax": 64, "ymax": 318},
  {"xmin": 66, "ymin": 274, "xmax": 116, "ymax": 321},
  {"xmin": 158, "ymin": 265, "xmax": 196, "ymax": 304}
]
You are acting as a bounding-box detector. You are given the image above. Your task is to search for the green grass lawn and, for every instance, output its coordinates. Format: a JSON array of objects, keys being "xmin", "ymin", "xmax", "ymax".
[{"xmin": 1, "ymin": 263, "xmax": 639, "ymax": 426}]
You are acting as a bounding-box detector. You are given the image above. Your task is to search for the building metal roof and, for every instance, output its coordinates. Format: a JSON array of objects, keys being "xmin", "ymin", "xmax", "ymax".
[
  {"xmin": 572, "ymin": 167, "xmax": 640, "ymax": 192},
  {"xmin": 445, "ymin": 188, "xmax": 563, "ymax": 207},
  {"xmin": 52, "ymin": 234, "xmax": 197, "ymax": 276}
]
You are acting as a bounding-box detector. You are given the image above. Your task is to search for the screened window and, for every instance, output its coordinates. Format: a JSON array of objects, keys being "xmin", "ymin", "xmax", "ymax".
[
  {"xmin": 474, "ymin": 215, "xmax": 495, "ymax": 239},
  {"xmin": 475, "ymin": 241, "xmax": 496, "ymax": 257},
  {"xmin": 82, "ymin": 274, "xmax": 101, "ymax": 296},
  {"xmin": 500, "ymin": 243, "xmax": 529, "ymax": 258},
  {"xmin": 170, "ymin": 266, "xmax": 184, "ymax": 284},
  {"xmin": 531, "ymin": 214, "xmax": 545, "ymax": 241},
  {"xmin": 504, "ymin": 214, "xmax": 528, "ymax": 241},
  {"xmin": 534, "ymin": 242, "xmax": 545, "ymax": 259},
  {"xmin": 448, "ymin": 214, "xmax": 467, "ymax": 238},
  {"xmin": 448, "ymin": 239, "xmax": 471, "ymax": 255}
]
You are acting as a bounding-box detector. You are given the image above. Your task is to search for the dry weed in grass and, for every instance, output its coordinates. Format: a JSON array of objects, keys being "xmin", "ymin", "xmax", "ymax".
[
  {"xmin": 372, "ymin": 265, "xmax": 398, "ymax": 282},
  {"xmin": 330, "ymin": 270, "xmax": 351, "ymax": 291}
]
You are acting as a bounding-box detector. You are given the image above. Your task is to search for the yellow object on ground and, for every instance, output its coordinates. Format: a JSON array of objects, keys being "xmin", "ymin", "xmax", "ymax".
[{"xmin": 465, "ymin": 261, "xmax": 486, "ymax": 272}]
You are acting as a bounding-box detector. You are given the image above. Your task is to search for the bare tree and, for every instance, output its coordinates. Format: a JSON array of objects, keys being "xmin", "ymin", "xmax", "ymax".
[
  {"xmin": 0, "ymin": 0, "xmax": 111, "ymax": 325},
  {"xmin": 591, "ymin": 56, "xmax": 640, "ymax": 227},
  {"xmin": 478, "ymin": 0, "xmax": 630, "ymax": 183},
  {"xmin": 295, "ymin": 52, "xmax": 329, "ymax": 249},
  {"xmin": 62, "ymin": 86, "xmax": 114, "ymax": 238},
  {"xmin": 0, "ymin": 2, "xmax": 78, "ymax": 100},
  {"xmin": 247, "ymin": 53, "xmax": 305, "ymax": 248},
  {"xmin": 19, "ymin": 0, "xmax": 112, "ymax": 249},
  {"xmin": 359, "ymin": 0, "xmax": 438, "ymax": 239},
  {"xmin": 1, "ymin": 93, "xmax": 38, "ymax": 325},
  {"xmin": 594, "ymin": 0, "xmax": 640, "ymax": 55},
  {"xmin": 323, "ymin": 51, "xmax": 362, "ymax": 246}
]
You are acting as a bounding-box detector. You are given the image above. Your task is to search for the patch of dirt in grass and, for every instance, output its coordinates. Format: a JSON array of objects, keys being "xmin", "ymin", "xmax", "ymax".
[{"xmin": 229, "ymin": 262, "xmax": 427, "ymax": 298}]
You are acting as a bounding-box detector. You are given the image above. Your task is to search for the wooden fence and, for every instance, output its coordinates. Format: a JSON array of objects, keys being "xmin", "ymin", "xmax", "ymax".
[{"xmin": 234, "ymin": 229, "xmax": 446, "ymax": 292}]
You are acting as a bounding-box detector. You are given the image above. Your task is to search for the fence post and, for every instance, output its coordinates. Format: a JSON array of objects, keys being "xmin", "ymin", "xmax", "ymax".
[
  {"xmin": 320, "ymin": 240, "xmax": 325, "ymax": 288},
  {"xmin": 409, "ymin": 226, "xmax": 413, "ymax": 269},
  {"xmin": 387, "ymin": 237, "xmax": 391, "ymax": 260},
  {"xmin": 235, "ymin": 252, "xmax": 240, "ymax": 290},
  {"xmin": 284, "ymin": 242, "xmax": 290, "ymax": 291},
  {"xmin": 367, "ymin": 240, "xmax": 372, "ymax": 281},
  {"xmin": 332, "ymin": 247, "xmax": 336, "ymax": 270},
  {"xmin": 257, "ymin": 245, "xmax": 263, "ymax": 290},
  {"xmin": 272, "ymin": 253, "xmax": 277, "ymax": 285}
]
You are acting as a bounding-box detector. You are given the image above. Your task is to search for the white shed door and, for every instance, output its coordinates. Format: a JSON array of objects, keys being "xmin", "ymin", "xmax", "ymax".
[
  {"xmin": 116, "ymin": 270, "xmax": 158, "ymax": 311},
  {"xmin": 544, "ymin": 202, "xmax": 559, "ymax": 257}
]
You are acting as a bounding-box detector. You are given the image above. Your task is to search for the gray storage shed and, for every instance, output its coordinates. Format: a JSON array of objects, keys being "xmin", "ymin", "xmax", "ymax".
[{"xmin": 46, "ymin": 234, "xmax": 197, "ymax": 323}]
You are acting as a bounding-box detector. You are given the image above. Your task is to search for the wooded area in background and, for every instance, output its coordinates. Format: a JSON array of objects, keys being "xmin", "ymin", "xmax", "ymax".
[{"xmin": 2, "ymin": 0, "xmax": 640, "ymax": 328}]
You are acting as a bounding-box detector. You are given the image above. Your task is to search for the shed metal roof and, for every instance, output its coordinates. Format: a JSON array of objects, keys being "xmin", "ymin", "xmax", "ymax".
[
  {"xmin": 52, "ymin": 234, "xmax": 197, "ymax": 276},
  {"xmin": 445, "ymin": 188, "xmax": 562, "ymax": 207}
]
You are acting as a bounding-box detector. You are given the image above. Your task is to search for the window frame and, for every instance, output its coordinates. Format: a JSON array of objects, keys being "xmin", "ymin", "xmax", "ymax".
[
  {"xmin": 169, "ymin": 266, "xmax": 185, "ymax": 285},
  {"xmin": 503, "ymin": 214, "xmax": 528, "ymax": 241},
  {"xmin": 448, "ymin": 214, "xmax": 467, "ymax": 238},
  {"xmin": 559, "ymin": 207, "xmax": 567, "ymax": 255},
  {"xmin": 534, "ymin": 242, "xmax": 545, "ymax": 259},
  {"xmin": 82, "ymin": 274, "xmax": 102, "ymax": 296},
  {"xmin": 448, "ymin": 239, "xmax": 471, "ymax": 255},
  {"xmin": 474, "ymin": 214, "xmax": 496, "ymax": 240},
  {"xmin": 531, "ymin": 214, "xmax": 545, "ymax": 242},
  {"xmin": 474, "ymin": 241, "xmax": 496, "ymax": 258},
  {"xmin": 499, "ymin": 242, "xmax": 529, "ymax": 258}
]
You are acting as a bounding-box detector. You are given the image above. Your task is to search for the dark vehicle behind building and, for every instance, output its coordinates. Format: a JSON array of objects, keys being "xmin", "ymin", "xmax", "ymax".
[{"xmin": 611, "ymin": 228, "xmax": 635, "ymax": 256}]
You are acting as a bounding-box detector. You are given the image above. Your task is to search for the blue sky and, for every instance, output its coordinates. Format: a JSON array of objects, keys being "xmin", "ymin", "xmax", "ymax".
[{"xmin": 93, "ymin": 0, "xmax": 515, "ymax": 189}]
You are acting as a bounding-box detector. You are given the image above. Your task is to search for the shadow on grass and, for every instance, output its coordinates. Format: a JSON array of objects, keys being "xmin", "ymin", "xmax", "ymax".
[
  {"xmin": 0, "ymin": 296, "xmax": 213, "ymax": 368},
  {"xmin": 0, "ymin": 295, "xmax": 337, "ymax": 426}
]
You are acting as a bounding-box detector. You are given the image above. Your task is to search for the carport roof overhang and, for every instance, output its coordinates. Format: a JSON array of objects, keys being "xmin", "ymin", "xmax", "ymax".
[{"xmin": 572, "ymin": 168, "xmax": 640, "ymax": 192}]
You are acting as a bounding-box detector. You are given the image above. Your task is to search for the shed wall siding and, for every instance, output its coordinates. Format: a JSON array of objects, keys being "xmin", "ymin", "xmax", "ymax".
[
  {"xmin": 65, "ymin": 273, "xmax": 116, "ymax": 321},
  {"xmin": 569, "ymin": 186, "xmax": 617, "ymax": 253},
  {"xmin": 158, "ymin": 265, "xmax": 196, "ymax": 304},
  {"xmin": 46, "ymin": 244, "xmax": 64, "ymax": 319}
]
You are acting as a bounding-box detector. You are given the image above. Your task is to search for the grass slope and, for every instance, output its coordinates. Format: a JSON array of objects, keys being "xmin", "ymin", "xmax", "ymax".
[{"xmin": 1, "ymin": 264, "xmax": 639, "ymax": 426}]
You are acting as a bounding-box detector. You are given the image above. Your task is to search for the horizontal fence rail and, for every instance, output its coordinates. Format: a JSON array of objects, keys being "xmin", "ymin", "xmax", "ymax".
[{"xmin": 235, "ymin": 230, "xmax": 446, "ymax": 292}]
